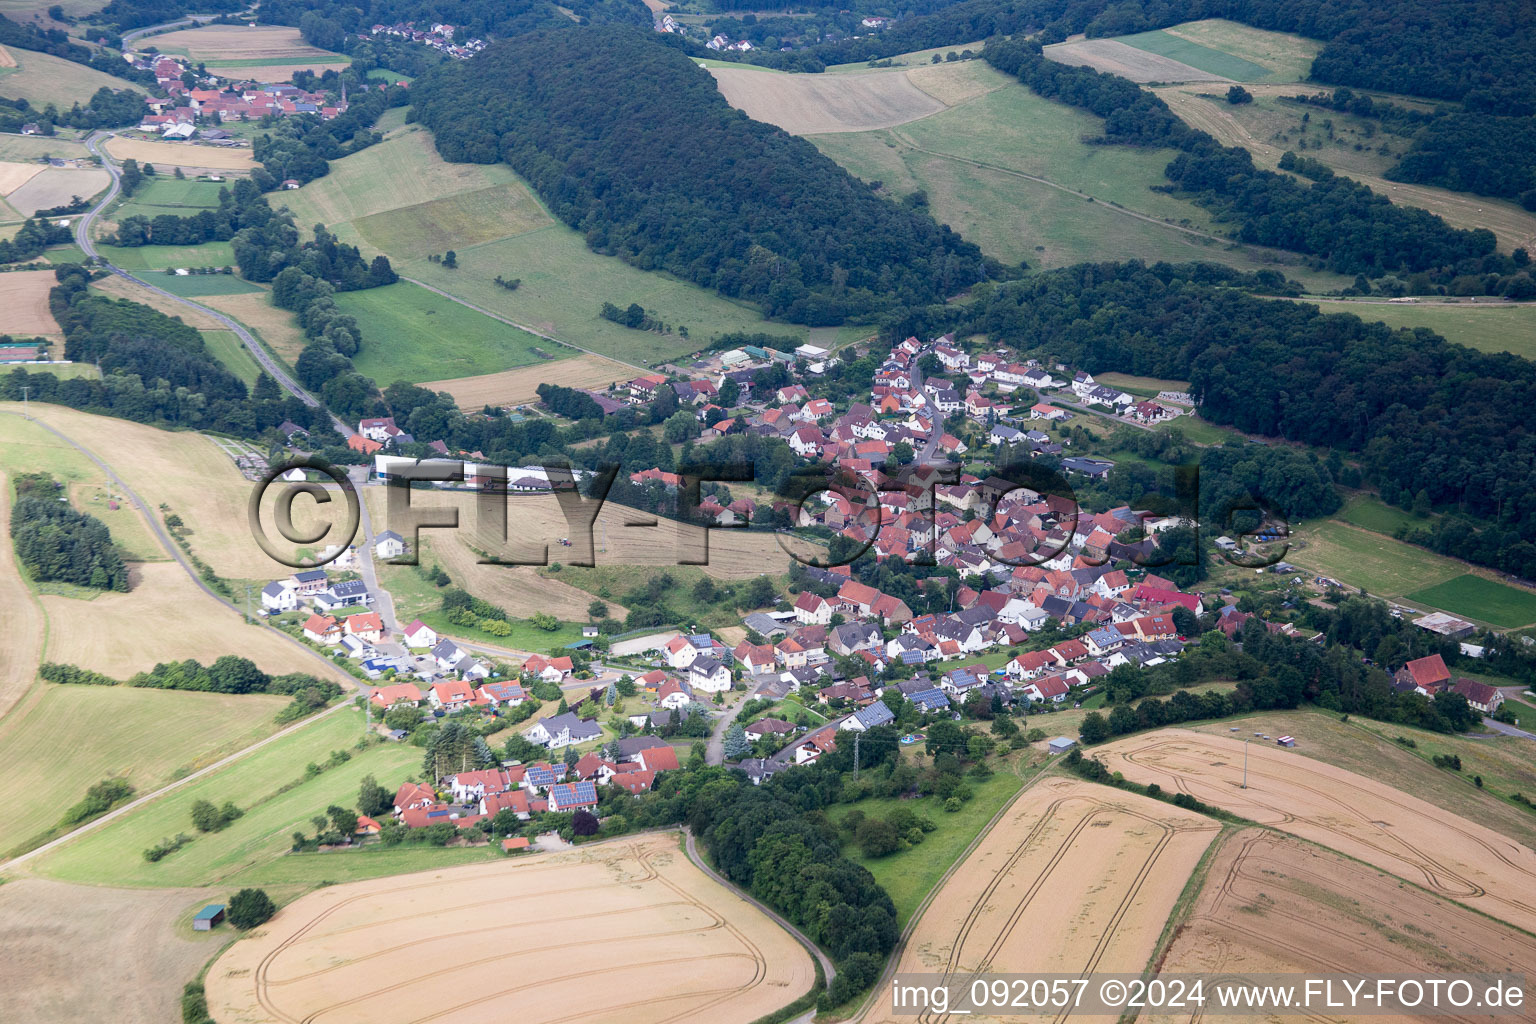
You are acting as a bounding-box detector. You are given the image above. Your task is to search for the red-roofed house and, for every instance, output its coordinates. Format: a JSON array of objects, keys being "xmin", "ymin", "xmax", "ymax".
[
  {"xmin": 1130, "ymin": 584, "xmax": 1203, "ymax": 615},
  {"xmin": 345, "ymin": 612, "xmax": 384, "ymax": 643},
  {"xmin": 430, "ymin": 679, "xmax": 475, "ymax": 711},
  {"xmin": 523, "ymin": 654, "xmax": 573, "ymax": 682},
  {"xmin": 1396, "ymin": 654, "xmax": 1452, "ymax": 694},
  {"xmin": 794, "ymin": 590, "xmax": 833, "ymax": 625},
  {"xmin": 638, "ymin": 746, "xmax": 680, "ymax": 772},
  {"xmin": 370, "ymin": 682, "xmax": 423, "ymax": 709},
  {"xmin": 303, "ymin": 613, "xmax": 341, "ymax": 644},
  {"xmin": 393, "ymin": 781, "xmax": 437, "ymax": 812}
]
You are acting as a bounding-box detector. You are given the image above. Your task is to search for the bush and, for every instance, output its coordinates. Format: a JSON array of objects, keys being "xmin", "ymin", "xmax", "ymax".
[
  {"xmin": 227, "ymin": 888, "xmax": 276, "ymax": 929},
  {"xmin": 855, "ymin": 817, "xmax": 903, "ymax": 857},
  {"xmin": 62, "ymin": 777, "xmax": 134, "ymax": 826},
  {"xmin": 143, "ymin": 833, "xmax": 193, "ymax": 862},
  {"xmin": 943, "ymin": 796, "xmax": 963, "ymax": 812}
]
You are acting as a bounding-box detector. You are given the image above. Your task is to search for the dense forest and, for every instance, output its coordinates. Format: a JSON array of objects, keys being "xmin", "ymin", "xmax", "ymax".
[
  {"xmin": 918, "ymin": 260, "xmax": 1536, "ymax": 578},
  {"xmin": 10, "ymin": 472, "xmax": 130, "ymax": 591},
  {"xmin": 267, "ymin": 0, "xmax": 649, "ymax": 52},
  {"xmin": 983, "ymin": 37, "xmax": 1499, "ymax": 279},
  {"xmin": 410, "ymin": 26, "xmax": 992, "ymax": 323},
  {"xmin": 95, "ymin": 0, "xmax": 244, "ymax": 33}
]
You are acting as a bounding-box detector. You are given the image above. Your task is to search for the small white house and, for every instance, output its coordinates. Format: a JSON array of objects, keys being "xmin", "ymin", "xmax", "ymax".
[
  {"xmin": 374, "ymin": 530, "xmax": 405, "ymax": 559},
  {"xmin": 260, "ymin": 580, "xmax": 297, "ymax": 612},
  {"xmin": 402, "ymin": 619, "xmax": 438, "ymax": 649}
]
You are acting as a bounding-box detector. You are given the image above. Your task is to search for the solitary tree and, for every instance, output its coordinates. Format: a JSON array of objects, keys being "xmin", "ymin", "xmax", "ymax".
[
  {"xmin": 227, "ymin": 888, "xmax": 276, "ymax": 929},
  {"xmin": 722, "ymin": 723, "xmax": 749, "ymax": 760}
]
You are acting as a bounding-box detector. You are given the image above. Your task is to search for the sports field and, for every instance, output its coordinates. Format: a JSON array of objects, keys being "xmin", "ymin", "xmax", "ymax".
[
  {"xmin": 423, "ymin": 351, "xmax": 637, "ymax": 408},
  {"xmin": 150, "ymin": 271, "xmax": 260, "ymax": 297},
  {"xmin": 337, "ymin": 280, "xmax": 548, "ymax": 384},
  {"xmin": 0, "ymin": 683, "xmax": 288, "ymax": 856},
  {"xmin": 30, "ymin": 707, "xmax": 416, "ymax": 887},
  {"xmin": 1289, "ymin": 519, "xmax": 1462, "ymax": 597},
  {"xmin": 206, "ymin": 833, "xmax": 815, "ymax": 1024},
  {"xmin": 0, "ymin": 269, "xmax": 59, "ymax": 334},
  {"xmin": 1098, "ymin": 729, "xmax": 1536, "ymax": 932},
  {"xmin": 110, "ymin": 176, "xmax": 230, "ymax": 223},
  {"xmin": 1407, "ymin": 574, "xmax": 1536, "ymax": 628},
  {"xmin": 868, "ymin": 776, "xmax": 1217, "ymax": 1023},
  {"xmin": 1158, "ymin": 828, "xmax": 1536, "ymax": 1009}
]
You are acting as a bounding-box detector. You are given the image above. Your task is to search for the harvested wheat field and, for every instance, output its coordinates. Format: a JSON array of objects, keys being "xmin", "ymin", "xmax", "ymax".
[
  {"xmin": 712, "ymin": 66, "xmax": 945, "ymax": 134},
  {"xmin": 1144, "ymin": 829, "xmax": 1536, "ymax": 1024},
  {"xmin": 104, "ymin": 137, "xmax": 255, "ymax": 173},
  {"xmin": 7, "ymin": 403, "xmax": 314, "ymax": 578},
  {"xmin": 423, "ymin": 352, "xmax": 637, "ymax": 408},
  {"xmin": 426, "ymin": 535, "xmax": 626, "ymax": 621},
  {"xmin": 870, "ymin": 777, "xmax": 1218, "ymax": 1024},
  {"xmin": 199, "ymin": 291, "xmax": 304, "ymax": 361},
  {"xmin": 207, "ymin": 833, "xmax": 814, "ymax": 1024},
  {"xmin": 1043, "ymin": 39, "xmax": 1229, "ymax": 83},
  {"xmin": 0, "ymin": 158, "xmax": 42, "ymax": 194},
  {"xmin": 365, "ymin": 486, "xmax": 797, "ymax": 583},
  {"xmin": 91, "ymin": 273, "xmax": 224, "ymax": 328},
  {"xmin": 0, "ymin": 877, "xmax": 229, "ymax": 1024},
  {"xmin": 150, "ymin": 25, "xmax": 337, "ymax": 61},
  {"xmin": 0, "ymin": 43, "xmax": 14, "ymax": 68},
  {"xmin": 0, "ymin": 472, "xmax": 44, "ymax": 720},
  {"xmin": 41, "ymin": 561, "xmax": 349, "ymax": 682},
  {"xmin": 1097, "ymin": 729, "xmax": 1536, "ymax": 933},
  {"xmin": 6, "ymin": 166, "xmax": 109, "ymax": 216},
  {"xmin": 0, "ymin": 269, "xmax": 59, "ymax": 334}
]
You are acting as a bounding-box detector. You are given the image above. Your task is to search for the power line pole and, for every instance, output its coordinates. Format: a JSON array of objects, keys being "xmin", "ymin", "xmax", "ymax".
[
  {"xmin": 1242, "ymin": 737, "xmax": 1249, "ymax": 789},
  {"xmin": 20, "ymin": 383, "xmax": 28, "ymax": 416}
]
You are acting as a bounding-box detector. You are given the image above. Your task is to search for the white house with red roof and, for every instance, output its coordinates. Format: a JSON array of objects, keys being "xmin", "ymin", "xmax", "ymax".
[
  {"xmin": 370, "ymin": 682, "xmax": 423, "ymax": 709},
  {"xmin": 345, "ymin": 612, "xmax": 383, "ymax": 643},
  {"xmin": 402, "ymin": 619, "xmax": 438, "ymax": 648},
  {"xmin": 522, "ymin": 654, "xmax": 573, "ymax": 682},
  {"xmin": 793, "ymin": 591, "xmax": 833, "ymax": 625},
  {"xmin": 429, "ymin": 679, "xmax": 475, "ymax": 711},
  {"xmin": 302, "ymin": 613, "xmax": 341, "ymax": 645}
]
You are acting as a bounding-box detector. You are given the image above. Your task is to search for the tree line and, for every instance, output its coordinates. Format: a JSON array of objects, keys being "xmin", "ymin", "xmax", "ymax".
[
  {"xmin": 410, "ymin": 26, "xmax": 993, "ymax": 324},
  {"xmin": 41, "ymin": 655, "xmax": 345, "ymax": 722}
]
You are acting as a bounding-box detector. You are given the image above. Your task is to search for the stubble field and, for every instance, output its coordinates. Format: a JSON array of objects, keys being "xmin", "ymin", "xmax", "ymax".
[
  {"xmin": 149, "ymin": 25, "xmax": 339, "ymax": 62},
  {"xmin": 869, "ymin": 776, "xmax": 1218, "ymax": 1024},
  {"xmin": 422, "ymin": 351, "xmax": 638, "ymax": 408},
  {"xmin": 0, "ymin": 268, "xmax": 58, "ymax": 334},
  {"xmin": 206, "ymin": 833, "xmax": 815, "ymax": 1024},
  {"xmin": 104, "ymin": 137, "xmax": 256, "ymax": 173},
  {"xmin": 1147, "ymin": 829, "xmax": 1536, "ymax": 1024},
  {"xmin": 1041, "ymin": 39, "xmax": 1229, "ymax": 84},
  {"xmin": 710, "ymin": 65, "xmax": 945, "ymax": 134},
  {"xmin": 6, "ymin": 166, "xmax": 109, "ymax": 215},
  {"xmin": 1096, "ymin": 729, "xmax": 1536, "ymax": 933}
]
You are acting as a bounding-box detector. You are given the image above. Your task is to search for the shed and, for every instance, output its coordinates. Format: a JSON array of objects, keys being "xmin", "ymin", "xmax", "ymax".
[
  {"xmin": 193, "ymin": 904, "xmax": 226, "ymax": 930},
  {"xmin": 1276, "ymin": 735, "xmax": 1295, "ymax": 747},
  {"xmin": 1047, "ymin": 736, "xmax": 1076, "ymax": 755}
]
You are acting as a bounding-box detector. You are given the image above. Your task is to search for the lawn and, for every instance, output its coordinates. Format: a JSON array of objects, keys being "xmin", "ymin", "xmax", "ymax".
[
  {"xmin": 97, "ymin": 240, "xmax": 237, "ymax": 273},
  {"xmin": 808, "ymin": 82, "xmax": 1348, "ymax": 290},
  {"xmin": 336, "ymin": 280, "xmax": 548, "ymax": 384},
  {"xmin": 414, "ymin": 609, "xmax": 585, "ymax": 655},
  {"xmin": 402, "ymin": 225, "xmax": 802, "ymax": 366},
  {"xmin": 31, "ymin": 707, "xmax": 420, "ymax": 887},
  {"xmin": 1301, "ymin": 300, "xmax": 1536, "ymax": 362},
  {"xmin": 0, "ymin": 684, "xmax": 289, "ymax": 857},
  {"xmin": 825, "ymin": 765, "xmax": 1028, "ymax": 927},
  {"xmin": 1111, "ymin": 28, "xmax": 1272, "ymax": 81},
  {"xmin": 1406, "ymin": 574, "xmax": 1536, "ymax": 629},
  {"xmin": 1497, "ymin": 697, "xmax": 1536, "ymax": 730}
]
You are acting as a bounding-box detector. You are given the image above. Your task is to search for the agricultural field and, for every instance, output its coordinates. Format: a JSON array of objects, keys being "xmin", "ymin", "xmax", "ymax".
[
  {"xmin": 0, "ymin": 470, "xmax": 43, "ymax": 720},
  {"xmin": 1301, "ymin": 299, "xmax": 1536, "ymax": 360},
  {"xmin": 109, "ymin": 176, "xmax": 231, "ymax": 224},
  {"xmin": 0, "ymin": 46, "xmax": 141, "ymax": 106},
  {"xmin": 401, "ymin": 226, "xmax": 800, "ymax": 365},
  {"xmin": 1407, "ymin": 574, "xmax": 1536, "ymax": 629},
  {"xmin": 200, "ymin": 328, "xmax": 263, "ymax": 385},
  {"xmin": 352, "ymin": 182, "xmax": 552, "ymax": 262},
  {"xmin": 1041, "ymin": 39, "xmax": 1230, "ymax": 84},
  {"xmin": 868, "ymin": 776, "xmax": 1217, "ymax": 1022},
  {"xmin": 808, "ymin": 81, "xmax": 1346, "ymax": 287},
  {"xmin": 337, "ymin": 280, "xmax": 548, "ymax": 384},
  {"xmin": 0, "ymin": 157, "xmax": 42, "ymax": 194},
  {"xmin": 148, "ymin": 25, "xmax": 344, "ymax": 66},
  {"xmin": 423, "ymin": 351, "xmax": 637, "ymax": 409},
  {"xmin": 711, "ymin": 65, "xmax": 945, "ymax": 134},
  {"xmin": 1097, "ymin": 729, "xmax": 1536, "ymax": 932},
  {"xmin": 150, "ymin": 271, "xmax": 261, "ymax": 298},
  {"xmin": 0, "ymin": 877, "xmax": 229, "ymax": 1024},
  {"xmin": 90, "ymin": 272, "xmax": 225, "ymax": 329},
  {"xmin": 97, "ymin": 240, "xmax": 237, "ymax": 273},
  {"xmin": 103, "ymin": 137, "xmax": 256, "ymax": 173},
  {"xmin": 1288, "ymin": 519, "xmax": 1462, "ymax": 598},
  {"xmin": 206, "ymin": 834, "xmax": 816, "ymax": 1024},
  {"xmin": 1157, "ymin": 19, "xmax": 1322, "ymax": 81},
  {"xmin": 199, "ymin": 289, "xmax": 304, "ymax": 362},
  {"xmin": 0, "ymin": 683, "xmax": 289, "ymax": 856},
  {"xmin": 6, "ymin": 165, "xmax": 109, "ymax": 215},
  {"xmin": 0, "ymin": 132, "xmax": 88, "ymax": 162},
  {"xmin": 0, "ymin": 269, "xmax": 60, "ymax": 334},
  {"xmin": 1334, "ymin": 492, "xmax": 1423, "ymax": 536},
  {"xmin": 29, "ymin": 707, "xmax": 413, "ymax": 887},
  {"xmin": 1152, "ymin": 828, "xmax": 1536, "ymax": 1014}
]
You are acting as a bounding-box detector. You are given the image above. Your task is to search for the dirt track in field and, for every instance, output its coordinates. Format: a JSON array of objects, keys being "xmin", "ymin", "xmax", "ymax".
[
  {"xmin": 1144, "ymin": 828, "xmax": 1536, "ymax": 1024},
  {"xmin": 1097, "ymin": 729, "xmax": 1536, "ymax": 933},
  {"xmin": 1042, "ymin": 39, "xmax": 1229, "ymax": 83},
  {"xmin": 206, "ymin": 834, "xmax": 814, "ymax": 1024},
  {"xmin": 871, "ymin": 777, "xmax": 1218, "ymax": 1024}
]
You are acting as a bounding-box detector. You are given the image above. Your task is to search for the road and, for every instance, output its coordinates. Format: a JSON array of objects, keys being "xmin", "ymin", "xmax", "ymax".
[
  {"xmin": 348, "ymin": 469, "xmax": 398, "ymax": 632},
  {"xmin": 1481, "ymin": 717, "xmax": 1536, "ymax": 740},
  {"xmin": 704, "ymin": 689, "xmax": 749, "ymax": 765},
  {"xmin": 77, "ymin": 132, "xmax": 329, "ymax": 418},
  {"xmin": 682, "ymin": 828, "xmax": 835, "ymax": 992}
]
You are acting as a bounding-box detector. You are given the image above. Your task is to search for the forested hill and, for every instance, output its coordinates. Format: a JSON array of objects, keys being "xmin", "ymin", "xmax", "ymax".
[
  {"xmin": 410, "ymin": 26, "xmax": 990, "ymax": 323},
  {"xmin": 266, "ymin": 0, "xmax": 650, "ymax": 52}
]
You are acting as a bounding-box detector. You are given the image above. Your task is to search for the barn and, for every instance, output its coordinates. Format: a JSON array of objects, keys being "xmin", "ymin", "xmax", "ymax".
[{"xmin": 193, "ymin": 904, "xmax": 226, "ymax": 931}]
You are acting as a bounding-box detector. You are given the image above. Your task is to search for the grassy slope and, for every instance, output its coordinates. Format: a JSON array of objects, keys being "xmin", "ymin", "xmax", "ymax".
[
  {"xmin": 1406, "ymin": 575, "xmax": 1536, "ymax": 629},
  {"xmin": 30, "ymin": 707, "xmax": 420, "ymax": 887},
  {"xmin": 1299, "ymin": 300, "xmax": 1536, "ymax": 361},
  {"xmin": 1111, "ymin": 28, "xmax": 1274, "ymax": 82},
  {"xmin": 96, "ymin": 240, "xmax": 237, "ymax": 272},
  {"xmin": 0, "ymin": 685, "xmax": 289, "ymax": 856},
  {"xmin": 808, "ymin": 79, "xmax": 1348, "ymax": 289},
  {"xmin": 337, "ymin": 280, "xmax": 548, "ymax": 384},
  {"xmin": 109, "ymin": 177, "xmax": 229, "ymax": 223},
  {"xmin": 0, "ymin": 48, "xmax": 141, "ymax": 107}
]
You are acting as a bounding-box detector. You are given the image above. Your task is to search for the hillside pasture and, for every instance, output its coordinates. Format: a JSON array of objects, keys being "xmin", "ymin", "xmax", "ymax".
[
  {"xmin": 1155, "ymin": 828, "xmax": 1536, "ymax": 1008},
  {"xmin": 1159, "ymin": 18, "xmax": 1322, "ymax": 82},
  {"xmin": 103, "ymin": 137, "xmax": 255, "ymax": 173},
  {"xmin": 0, "ymin": 269, "xmax": 59, "ymax": 334},
  {"xmin": 0, "ymin": 132, "xmax": 87, "ymax": 162},
  {"xmin": 1098, "ymin": 729, "xmax": 1536, "ymax": 933},
  {"xmin": 0, "ymin": 683, "xmax": 288, "ymax": 856},
  {"xmin": 352, "ymin": 183, "xmax": 552, "ymax": 261},
  {"xmin": 868, "ymin": 776, "xmax": 1216, "ymax": 1022},
  {"xmin": 6, "ymin": 165, "xmax": 109, "ymax": 215},
  {"xmin": 0, "ymin": 878, "xmax": 230, "ymax": 1024},
  {"xmin": 207, "ymin": 834, "xmax": 814, "ymax": 1024},
  {"xmin": 0, "ymin": 46, "xmax": 141, "ymax": 106},
  {"xmin": 337, "ymin": 280, "xmax": 548, "ymax": 384},
  {"xmin": 1042, "ymin": 38, "xmax": 1229, "ymax": 84},
  {"xmin": 1300, "ymin": 299, "xmax": 1536, "ymax": 360},
  {"xmin": 1289, "ymin": 519, "xmax": 1462, "ymax": 598},
  {"xmin": 1105, "ymin": 27, "xmax": 1275, "ymax": 82},
  {"xmin": 423, "ymin": 351, "xmax": 637, "ymax": 408},
  {"xmin": 711, "ymin": 65, "xmax": 944, "ymax": 134}
]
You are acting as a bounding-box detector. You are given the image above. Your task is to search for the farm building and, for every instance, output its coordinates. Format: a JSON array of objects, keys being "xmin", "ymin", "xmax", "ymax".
[
  {"xmin": 193, "ymin": 904, "xmax": 226, "ymax": 930},
  {"xmin": 1048, "ymin": 737, "xmax": 1076, "ymax": 755}
]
